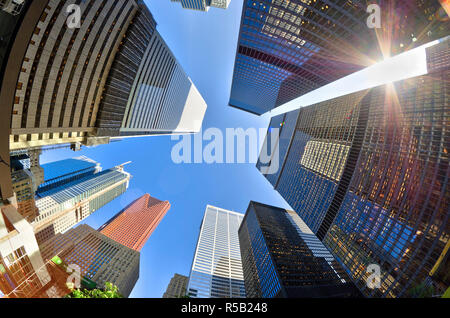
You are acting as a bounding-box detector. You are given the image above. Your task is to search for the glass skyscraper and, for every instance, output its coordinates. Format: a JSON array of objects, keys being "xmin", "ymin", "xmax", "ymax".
[
  {"xmin": 239, "ymin": 201, "xmax": 361, "ymax": 298},
  {"xmin": 33, "ymin": 164, "xmax": 131, "ymax": 245},
  {"xmin": 37, "ymin": 156, "xmax": 101, "ymax": 197},
  {"xmin": 257, "ymin": 38, "xmax": 450, "ymax": 297},
  {"xmin": 229, "ymin": 0, "xmax": 448, "ymax": 115},
  {"xmin": 187, "ymin": 205, "xmax": 246, "ymax": 298}
]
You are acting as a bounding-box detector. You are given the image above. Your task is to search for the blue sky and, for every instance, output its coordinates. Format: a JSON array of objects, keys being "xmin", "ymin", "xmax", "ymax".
[{"xmin": 41, "ymin": 0, "xmax": 291, "ymax": 298}]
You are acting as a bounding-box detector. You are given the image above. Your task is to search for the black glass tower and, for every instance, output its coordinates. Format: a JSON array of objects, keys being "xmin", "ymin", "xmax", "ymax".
[
  {"xmin": 229, "ymin": 0, "xmax": 449, "ymax": 115},
  {"xmin": 238, "ymin": 201, "xmax": 362, "ymax": 298},
  {"xmin": 257, "ymin": 38, "xmax": 450, "ymax": 297}
]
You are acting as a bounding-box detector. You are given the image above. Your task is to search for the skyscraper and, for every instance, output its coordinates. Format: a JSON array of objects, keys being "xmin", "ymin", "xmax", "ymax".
[
  {"xmin": 6, "ymin": 0, "xmax": 139, "ymax": 151},
  {"xmin": 0, "ymin": 1, "xmax": 207, "ymax": 204},
  {"xmin": 98, "ymin": 194, "xmax": 170, "ymax": 252},
  {"xmin": 37, "ymin": 156, "xmax": 101, "ymax": 197},
  {"xmin": 96, "ymin": 2, "xmax": 207, "ymax": 139},
  {"xmin": 33, "ymin": 163, "xmax": 131, "ymax": 245},
  {"xmin": 229, "ymin": 0, "xmax": 449, "ymax": 115},
  {"xmin": 8, "ymin": 148, "xmax": 44, "ymax": 222},
  {"xmin": 1, "ymin": 0, "xmax": 206, "ymax": 152},
  {"xmin": 163, "ymin": 273, "xmax": 189, "ymax": 298},
  {"xmin": 239, "ymin": 201, "xmax": 362, "ymax": 298},
  {"xmin": 170, "ymin": 0, "xmax": 231, "ymax": 11},
  {"xmin": 257, "ymin": 37, "xmax": 450, "ymax": 297},
  {"xmin": 39, "ymin": 224, "xmax": 140, "ymax": 298},
  {"xmin": 187, "ymin": 205, "xmax": 246, "ymax": 298},
  {"xmin": 0, "ymin": 0, "xmax": 26, "ymax": 15}
]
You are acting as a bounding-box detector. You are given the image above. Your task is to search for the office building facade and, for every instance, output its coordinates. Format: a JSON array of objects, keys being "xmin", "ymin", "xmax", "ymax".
[
  {"xmin": 0, "ymin": 201, "xmax": 52, "ymax": 298},
  {"xmin": 229, "ymin": 0, "xmax": 449, "ymax": 115},
  {"xmin": 257, "ymin": 39, "xmax": 450, "ymax": 297},
  {"xmin": 1, "ymin": 0, "xmax": 206, "ymax": 203},
  {"xmin": 163, "ymin": 273, "xmax": 189, "ymax": 298},
  {"xmin": 99, "ymin": 194, "xmax": 170, "ymax": 251},
  {"xmin": 39, "ymin": 224, "xmax": 140, "ymax": 298},
  {"xmin": 37, "ymin": 156, "xmax": 101, "ymax": 197},
  {"xmin": 33, "ymin": 164, "xmax": 131, "ymax": 245},
  {"xmin": 8, "ymin": 0, "xmax": 138, "ymax": 151},
  {"xmin": 3, "ymin": 0, "xmax": 206, "ymax": 152},
  {"xmin": 239, "ymin": 201, "xmax": 361, "ymax": 298},
  {"xmin": 170, "ymin": 0, "xmax": 230, "ymax": 11},
  {"xmin": 187, "ymin": 206, "xmax": 246, "ymax": 298},
  {"xmin": 93, "ymin": 1, "xmax": 208, "ymax": 138}
]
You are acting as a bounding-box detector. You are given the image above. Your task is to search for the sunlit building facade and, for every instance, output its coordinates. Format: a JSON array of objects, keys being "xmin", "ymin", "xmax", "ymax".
[
  {"xmin": 239, "ymin": 201, "xmax": 362, "ymax": 298},
  {"xmin": 33, "ymin": 165, "xmax": 131, "ymax": 245},
  {"xmin": 187, "ymin": 206, "xmax": 246, "ymax": 298},
  {"xmin": 37, "ymin": 156, "xmax": 101, "ymax": 197},
  {"xmin": 257, "ymin": 38, "xmax": 450, "ymax": 297},
  {"xmin": 99, "ymin": 194, "xmax": 170, "ymax": 252},
  {"xmin": 229, "ymin": 0, "xmax": 449, "ymax": 115},
  {"xmin": 0, "ymin": 202, "xmax": 52, "ymax": 298},
  {"xmin": 322, "ymin": 40, "xmax": 449, "ymax": 297},
  {"xmin": 39, "ymin": 224, "xmax": 140, "ymax": 298}
]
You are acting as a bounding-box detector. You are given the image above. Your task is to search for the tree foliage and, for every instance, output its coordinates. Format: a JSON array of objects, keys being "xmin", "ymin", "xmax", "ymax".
[{"xmin": 65, "ymin": 282, "xmax": 123, "ymax": 298}]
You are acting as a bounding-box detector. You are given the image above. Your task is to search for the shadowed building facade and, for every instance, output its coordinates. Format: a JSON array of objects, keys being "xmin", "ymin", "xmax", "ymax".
[
  {"xmin": 187, "ymin": 206, "xmax": 246, "ymax": 298},
  {"xmin": 257, "ymin": 38, "xmax": 450, "ymax": 297},
  {"xmin": 163, "ymin": 273, "xmax": 189, "ymax": 298},
  {"xmin": 229, "ymin": 0, "xmax": 449, "ymax": 115},
  {"xmin": 98, "ymin": 194, "xmax": 170, "ymax": 252},
  {"xmin": 94, "ymin": 2, "xmax": 207, "ymax": 139},
  {"xmin": 239, "ymin": 201, "xmax": 362, "ymax": 298}
]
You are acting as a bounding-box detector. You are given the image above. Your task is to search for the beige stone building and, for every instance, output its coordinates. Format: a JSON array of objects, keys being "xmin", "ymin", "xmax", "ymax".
[{"xmin": 163, "ymin": 273, "xmax": 189, "ymax": 298}]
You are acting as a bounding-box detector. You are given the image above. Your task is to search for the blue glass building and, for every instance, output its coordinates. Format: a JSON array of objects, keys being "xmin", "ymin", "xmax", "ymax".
[
  {"xmin": 257, "ymin": 39, "xmax": 450, "ymax": 297},
  {"xmin": 229, "ymin": 0, "xmax": 449, "ymax": 115},
  {"xmin": 33, "ymin": 164, "xmax": 131, "ymax": 245},
  {"xmin": 37, "ymin": 156, "xmax": 101, "ymax": 197}
]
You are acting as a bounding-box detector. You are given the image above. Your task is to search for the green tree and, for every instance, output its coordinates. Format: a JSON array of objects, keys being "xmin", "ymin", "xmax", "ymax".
[
  {"xmin": 406, "ymin": 282, "xmax": 434, "ymax": 298},
  {"xmin": 65, "ymin": 282, "xmax": 123, "ymax": 298}
]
